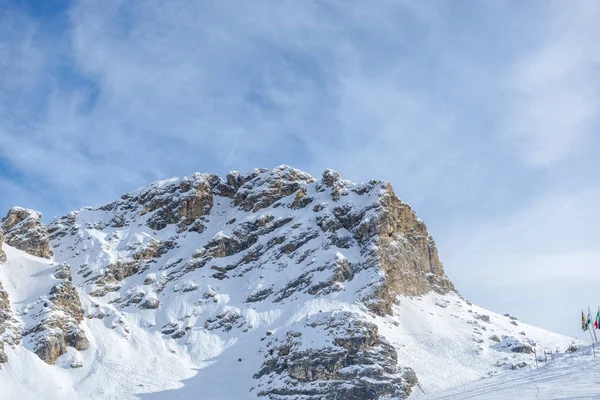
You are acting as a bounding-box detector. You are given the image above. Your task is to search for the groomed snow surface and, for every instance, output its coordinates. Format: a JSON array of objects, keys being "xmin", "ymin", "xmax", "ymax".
[{"xmin": 419, "ymin": 347, "xmax": 600, "ymax": 400}]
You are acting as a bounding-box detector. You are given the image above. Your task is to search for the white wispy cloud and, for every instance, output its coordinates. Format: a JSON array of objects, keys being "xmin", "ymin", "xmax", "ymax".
[
  {"xmin": 0, "ymin": 0, "xmax": 598, "ymax": 336},
  {"xmin": 505, "ymin": 1, "xmax": 600, "ymax": 167}
]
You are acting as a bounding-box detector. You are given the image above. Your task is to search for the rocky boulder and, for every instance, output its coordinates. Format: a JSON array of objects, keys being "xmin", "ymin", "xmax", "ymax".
[
  {"xmin": 1, "ymin": 207, "xmax": 53, "ymax": 259},
  {"xmin": 491, "ymin": 335, "xmax": 535, "ymax": 355}
]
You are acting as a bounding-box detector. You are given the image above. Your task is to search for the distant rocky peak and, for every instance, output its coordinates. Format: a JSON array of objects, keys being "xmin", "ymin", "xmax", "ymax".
[{"xmin": 1, "ymin": 207, "xmax": 52, "ymax": 259}]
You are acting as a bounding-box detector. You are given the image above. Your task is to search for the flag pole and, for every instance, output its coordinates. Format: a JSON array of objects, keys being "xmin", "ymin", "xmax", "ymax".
[
  {"xmin": 592, "ymin": 336, "xmax": 596, "ymax": 357},
  {"xmin": 584, "ymin": 309, "xmax": 595, "ymax": 356},
  {"xmin": 589, "ymin": 307, "xmax": 598, "ymax": 343}
]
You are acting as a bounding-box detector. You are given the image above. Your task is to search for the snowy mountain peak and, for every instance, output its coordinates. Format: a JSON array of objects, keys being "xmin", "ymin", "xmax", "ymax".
[
  {"xmin": 46, "ymin": 166, "xmax": 453, "ymax": 313},
  {"xmin": 0, "ymin": 166, "xmax": 579, "ymax": 399}
]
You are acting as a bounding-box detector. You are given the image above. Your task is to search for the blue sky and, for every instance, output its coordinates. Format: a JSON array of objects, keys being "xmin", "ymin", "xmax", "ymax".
[{"xmin": 0, "ymin": 0, "xmax": 598, "ymax": 338}]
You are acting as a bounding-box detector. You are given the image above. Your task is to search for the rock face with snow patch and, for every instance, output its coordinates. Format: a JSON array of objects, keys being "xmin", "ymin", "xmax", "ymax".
[
  {"xmin": 1, "ymin": 230, "xmax": 18, "ymax": 367},
  {"xmin": 254, "ymin": 313, "xmax": 417, "ymax": 399},
  {"xmin": 0, "ymin": 282, "xmax": 11, "ymax": 365},
  {"xmin": 20, "ymin": 262, "xmax": 89, "ymax": 364},
  {"xmin": 0, "ymin": 227, "xmax": 6, "ymax": 263},
  {"xmin": 2, "ymin": 207, "xmax": 53, "ymax": 259},
  {"xmin": 0, "ymin": 280, "xmax": 20, "ymax": 367}
]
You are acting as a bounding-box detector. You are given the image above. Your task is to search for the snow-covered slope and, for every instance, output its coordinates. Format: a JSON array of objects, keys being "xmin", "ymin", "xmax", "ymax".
[
  {"xmin": 0, "ymin": 166, "xmax": 581, "ymax": 400},
  {"xmin": 418, "ymin": 346, "xmax": 600, "ymax": 399}
]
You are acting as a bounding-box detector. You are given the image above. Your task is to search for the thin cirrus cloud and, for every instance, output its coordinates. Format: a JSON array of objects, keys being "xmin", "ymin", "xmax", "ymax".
[
  {"xmin": 0, "ymin": 0, "xmax": 598, "ymax": 336},
  {"xmin": 505, "ymin": 2, "xmax": 600, "ymax": 167}
]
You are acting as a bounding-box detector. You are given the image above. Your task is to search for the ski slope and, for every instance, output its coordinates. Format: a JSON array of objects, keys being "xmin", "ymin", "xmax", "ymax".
[
  {"xmin": 381, "ymin": 294, "xmax": 580, "ymax": 396},
  {"xmin": 414, "ymin": 347, "xmax": 600, "ymax": 399}
]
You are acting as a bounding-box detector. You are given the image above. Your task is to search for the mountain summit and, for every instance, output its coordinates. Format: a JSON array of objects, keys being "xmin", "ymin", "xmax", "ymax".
[{"xmin": 0, "ymin": 166, "xmax": 575, "ymax": 399}]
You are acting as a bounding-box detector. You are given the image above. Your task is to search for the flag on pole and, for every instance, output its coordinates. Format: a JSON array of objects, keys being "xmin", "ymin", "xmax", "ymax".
[
  {"xmin": 595, "ymin": 307, "xmax": 600, "ymax": 330},
  {"xmin": 583, "ymin": 310, "xmax": 588, "ymax": 331},
  {"xmin": 589, "ymin": 307, "xmax": 598, "ymax": 343}
]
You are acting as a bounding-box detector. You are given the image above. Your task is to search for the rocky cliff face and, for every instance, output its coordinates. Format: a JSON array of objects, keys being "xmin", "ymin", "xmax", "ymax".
[
  {"xmin": 1, "ymin": 207, "xmax": 53, "ymax": 259},
  {"xmin": 0, "ymin": 166, "xmax": 475, "ymax": 398},
  {"xmin": 0, "ymin": 278, "xmax": 20, "ymax": 368},
  {"xmin": 254, "ymin": 313, "xmax": 417, "ymax": 400},
  {"xmin": 23, "ymin": 263, "xmax": 89, "ymax": 364},
  {"xmin": 0, "ymin": 227, "xmax": 15, "ymax": 367},
  {"xmin": 0, "ymin": 228, "xmax": 6, "ymax": 263},
  {"xmin": 0, "ymin": 282, "xmax": 12, "ymax": 366}
]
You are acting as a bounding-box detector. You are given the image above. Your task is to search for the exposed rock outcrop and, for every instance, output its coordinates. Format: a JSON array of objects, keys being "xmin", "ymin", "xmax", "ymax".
[
  {"xmin": 353, "ymin": 182, "xmax": 455, "ymax": 315},
  {"xmin": 1, "ymin": 207, "xmax": 53, "ymax": 258},
  {"xmin": 491, "ymin": 335, "xmax": 536, "ymax": 356},
  {"xmin": 254, "ymin": 313, "xmax": 417, "ymax": 399},
  {"xmin": 0, "ymin": 282, "xmax": 10, "ymax": 365},
  {"xmin": 24, "ymin": 265, "xmax": 88, "ymax": 364},
  {"xmin": 88, "ymin": 172, "xmax": 252, "ymax": 232},
  {"xmin": 0, "ymin": 228, "xmax": 6, "ymax": 263},
  {"xmin": 0, "ymin": 280, "xmax": 21, "ymax": 367},
  {"xmin": 233, "ymin": 166, "xmax": 315, "ymax": 212}
]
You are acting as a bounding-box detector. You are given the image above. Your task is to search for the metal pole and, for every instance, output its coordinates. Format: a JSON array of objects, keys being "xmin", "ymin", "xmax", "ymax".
[
  {"xmin": 588, "ymin": 327, "xmax": 595, "ymax": 356},
  {"xmin": 589, "ymin": 307, "xmax": 598, "ymax": 343}
]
